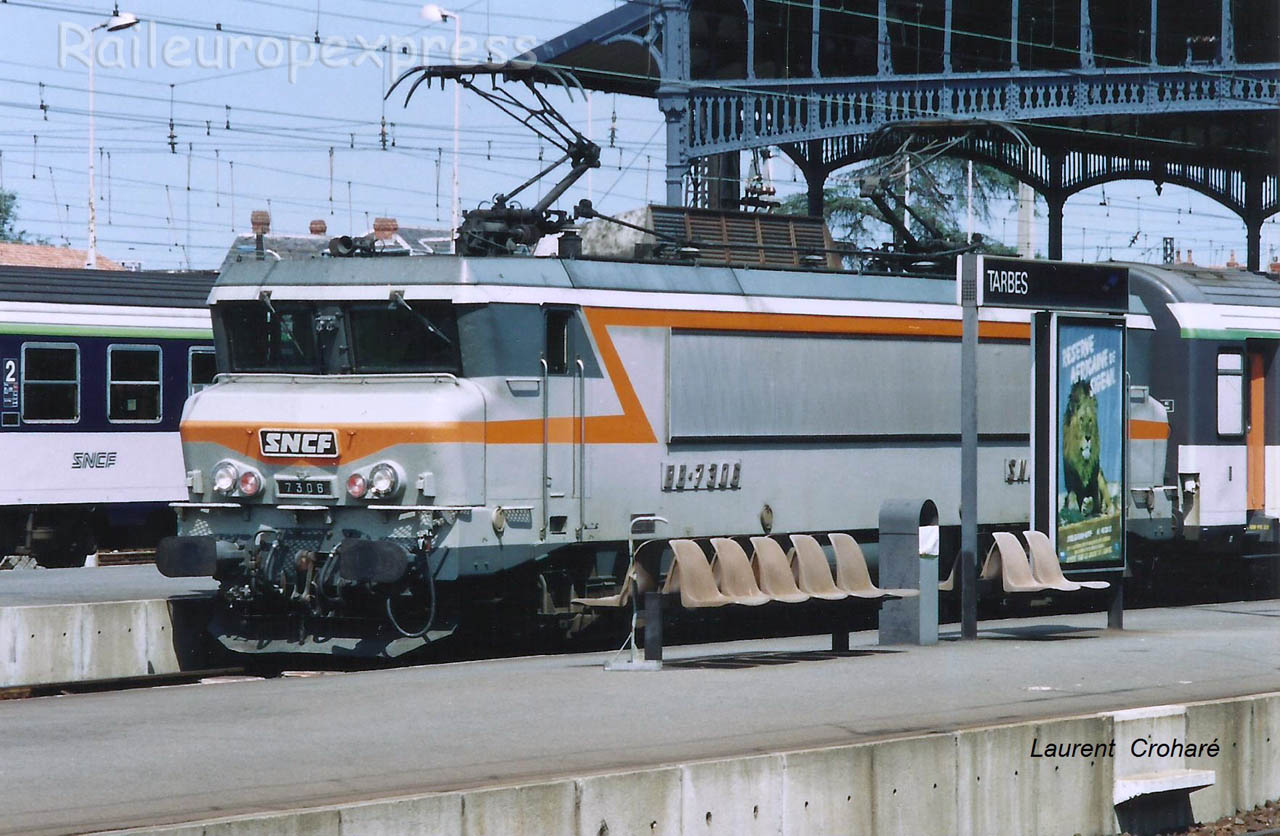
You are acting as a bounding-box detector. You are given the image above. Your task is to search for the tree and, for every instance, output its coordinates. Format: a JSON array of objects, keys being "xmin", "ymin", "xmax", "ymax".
[
  {"xmin": 784, "ymin": 156, "xmax": 1020, "ymax": 256},
  {"xmin": 0, "ymin": 190, "xmax": 42, "ymax": 244}
]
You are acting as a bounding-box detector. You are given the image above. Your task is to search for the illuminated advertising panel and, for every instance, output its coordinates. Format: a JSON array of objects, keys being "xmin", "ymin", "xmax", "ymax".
[{"xmin": 1054, "ymin": 318, "xmax": 1125, "ymax": 568}]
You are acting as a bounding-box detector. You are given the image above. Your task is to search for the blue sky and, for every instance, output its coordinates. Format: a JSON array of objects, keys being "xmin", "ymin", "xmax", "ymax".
[{"xmin": 0, "ymin": 0, "xmax": 1274, "ymax": 270}]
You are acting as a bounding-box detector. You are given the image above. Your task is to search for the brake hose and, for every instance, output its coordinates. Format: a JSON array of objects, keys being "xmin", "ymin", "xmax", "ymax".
[{"xmin": 385, "ymin": 554, "xmax": 438, "ymax": 639}]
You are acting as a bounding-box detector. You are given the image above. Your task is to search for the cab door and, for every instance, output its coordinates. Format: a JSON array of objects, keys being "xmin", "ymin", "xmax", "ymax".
[{"xmin": 541, "ymin": 308, "xmax": 580, "ymax": 540}]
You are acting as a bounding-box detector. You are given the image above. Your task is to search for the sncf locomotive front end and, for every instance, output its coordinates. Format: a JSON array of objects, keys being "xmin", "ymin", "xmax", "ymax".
[{"xmin": 159, "ymin": 276, "xmax": 501, "ymax": 655}]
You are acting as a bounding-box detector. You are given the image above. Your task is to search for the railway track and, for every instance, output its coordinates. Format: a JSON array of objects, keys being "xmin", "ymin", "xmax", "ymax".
[
  {"xmin": 90, "ymin": 549, "xmax": 157, "ymax": 567},
  {"xmin": 0, "ymin": 667, "xmax": 250, "ymax": 701}
]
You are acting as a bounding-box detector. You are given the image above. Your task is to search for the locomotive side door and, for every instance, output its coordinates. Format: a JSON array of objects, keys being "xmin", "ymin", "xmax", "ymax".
[{"xmin": 541, "ymin": 308, "xmax": 580, "ymax": 541}]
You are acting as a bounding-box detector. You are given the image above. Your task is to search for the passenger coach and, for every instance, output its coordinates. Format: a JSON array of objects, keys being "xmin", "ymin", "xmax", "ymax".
[{"xmin": 0, "ymin": 266, "xmax": 215, "ymax": 565}]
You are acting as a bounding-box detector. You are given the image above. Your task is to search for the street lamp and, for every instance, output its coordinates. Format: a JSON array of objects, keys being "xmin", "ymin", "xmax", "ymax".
[
  {"xmin": 86, "ymin": 6, "xmax": 139, "ymax": 269},
  {"xmin": 421, "ymin": 4, "xmax": 460, "ymax": 249}
]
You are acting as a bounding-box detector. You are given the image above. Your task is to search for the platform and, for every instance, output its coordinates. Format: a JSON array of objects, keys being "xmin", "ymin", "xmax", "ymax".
[
  {"xmin": 1, "ymin": 600, "xmax": 1279, "ymax": 835},
  {"xmin": 0, "ymin": 566, "xmax": 217, "ymax": 687}
]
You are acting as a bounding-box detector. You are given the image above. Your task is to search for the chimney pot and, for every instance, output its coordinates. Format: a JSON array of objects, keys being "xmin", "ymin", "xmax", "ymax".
[
  {"xmin": 373, "ymin": 217, "xmax": 398, "ymax": 240},
  {"xmin": 309, "ymin": 219, "xmax": 327, "ymax": 236},
  {"xmin": 250, "ymin": 210, "xmax": 271, "ymax": 236}
]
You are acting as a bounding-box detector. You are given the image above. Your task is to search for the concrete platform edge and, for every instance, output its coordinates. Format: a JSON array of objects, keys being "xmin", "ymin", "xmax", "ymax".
[
  {"xmin": 1, "ymin": 597, "xmax": 212, "ymax": 686},
  {"xmin": 90, "ymin": 689, "xmax": 1280, "ymax": 836}
]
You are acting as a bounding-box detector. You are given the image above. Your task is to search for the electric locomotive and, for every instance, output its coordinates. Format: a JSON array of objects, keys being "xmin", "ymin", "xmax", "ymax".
[{"xmin": 157, "ymin": 245, "xmax": 1165, "ymax": 655}]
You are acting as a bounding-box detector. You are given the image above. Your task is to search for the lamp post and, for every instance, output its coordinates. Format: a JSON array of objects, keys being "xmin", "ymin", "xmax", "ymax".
[
  {"xmin": 421, "ymin": 4, "xmax": 461, "ymax": 250},
  {"xmin": 86, "ymin": 6, "xmax": 139, "ymax": 269}
]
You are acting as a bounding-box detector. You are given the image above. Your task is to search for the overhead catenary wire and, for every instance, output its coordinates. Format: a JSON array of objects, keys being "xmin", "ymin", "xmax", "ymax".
[{"xmin": 0, "ymin": 0, "xmax": 1271, "ymax": 264}]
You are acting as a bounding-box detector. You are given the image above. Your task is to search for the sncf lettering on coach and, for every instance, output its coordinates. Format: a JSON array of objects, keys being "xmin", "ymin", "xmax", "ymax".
[
  {"xmin": 71, "ymin": 452, "xmax": 118, "ymax": 469},
  {"xmin": 259, "ymin": 429, "xmax": 339, "ymax": 458},
  {"xmin": 987, "ymin": 269, "xmax": 1030, "ymax": 295}
]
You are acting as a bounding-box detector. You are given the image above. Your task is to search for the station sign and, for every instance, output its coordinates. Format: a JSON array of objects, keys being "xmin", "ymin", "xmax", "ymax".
[{"xmin": 963, "ymin": 255, "xmax": 1128, "ymax": 314}]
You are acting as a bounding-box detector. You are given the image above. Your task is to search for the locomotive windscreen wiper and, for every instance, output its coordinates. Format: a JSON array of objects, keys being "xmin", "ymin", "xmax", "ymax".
[{"xmin": 391, "ymin": 291, "xmax": 452, "ymax": 347}]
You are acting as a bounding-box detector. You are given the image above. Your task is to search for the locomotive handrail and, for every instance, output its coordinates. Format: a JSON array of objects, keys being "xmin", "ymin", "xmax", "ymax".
[
  {"xmin": 169, "ymin": 502, "xmax": 242, "ymax": 509},
  {"xmin": 540, "ymin": 356, "xmax": 550, "ymax": 541},
  {"xmin": 366, "ymin": 504, "xmax": 530, "ymax": 512},
  {"xmin": 576, "ymin": 357, "xmax": 586, "ymax": 541},
  {"xmin": 214, "ymin": 372, "xmax": 462, "ymax": 384}
]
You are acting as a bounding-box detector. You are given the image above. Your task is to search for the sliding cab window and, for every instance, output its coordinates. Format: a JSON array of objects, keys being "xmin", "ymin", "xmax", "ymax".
[
  {"xmin": 221, "ymin": 302, "xmax": 321, "ymax": 373},
  {"xmin": 347, "ymin": 301, "xmax": 461, "ymax": 374},
  {"xmin": 1217, "ymin": 350, "xmax": 1245, "ymax": 436},
  {"xmin": 21, "ymin": 343, "xmax": 79, "ymax": 423},
  {"xmin": 108, "ymin": 345, "xmax": 162, "ymax": 423},
  {"xmin": 188, "ymin": 347, "xmax": 217, "ymax": 396},
  {"xmin": 544, "ymin": 309, "xmax": 574, "ymax": 375}
]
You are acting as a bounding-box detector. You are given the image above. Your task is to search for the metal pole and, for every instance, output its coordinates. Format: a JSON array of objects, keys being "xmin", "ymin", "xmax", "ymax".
[
  {"xmin": 86, "ymin": 26, "xmax": 97, "ymax": 269},
  {"xmin": 966, "ymin": 160, "xmax": 974, "ymax": 243},
  {"xmin": 450, "ymin": 12, "xmax": 461, "ymax": 244},
  {"xmin": 960, "ymin": 256, "xmax": 979, "ymax": 640}
]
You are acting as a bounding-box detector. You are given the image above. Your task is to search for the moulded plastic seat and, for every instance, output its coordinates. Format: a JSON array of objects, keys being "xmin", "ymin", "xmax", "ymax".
[
  {"xmin": 828, "ymin": 533, "xmax": 919, "ymax": 599},
  {"xmin": 748, "ymin": 537, "xmax": 810, "ymax": 603},
  {"xmin": 664, "ymin": 540, "xmax": 732, "ymax": 608},
  {"xmin": 939, "ymin": 551, "xmax": 994, "ymax": 593},
  {"xmin": 989, "ymin": 532, "xmax": 1052, "ymax": 594},
  {"xmin": 788, "ymin": 535, "xmax": 848, "ymax": 601},
  {"xmin": 709, "ymin": 538, "xmax": 770, "ymax": 605},
  {"xmin": 571, "ymin": 558, "xmax": 658, "ymax": 608},
  {"xmin": 939, "ymin": 555, "xmax": 956, "ymax": 592},
  {"xmin": 1023, "ymin": 530, "xmax": 1111, "ymax": 591}
]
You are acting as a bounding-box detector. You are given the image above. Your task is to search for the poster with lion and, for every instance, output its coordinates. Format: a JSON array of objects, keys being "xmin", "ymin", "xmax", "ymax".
[{"xmin": 1056, "ymin": 321, "xmax": 1124, "ymax": 567}]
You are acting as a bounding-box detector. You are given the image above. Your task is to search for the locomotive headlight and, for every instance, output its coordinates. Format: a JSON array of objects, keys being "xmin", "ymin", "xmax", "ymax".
[
  {"xmin": 368, "ymin": 463, "xmax": 401, "ymax": 498},
  {"xmin": 238, "ymin": 469, "xmax": 263, "ymax": 498},
  {"xmin": 346, "ymin": 473, "xmax": 368, "ymax": 499},
  {"xmin": 211, "ymin": 462, "xmax": 239, "ymax": 495}
]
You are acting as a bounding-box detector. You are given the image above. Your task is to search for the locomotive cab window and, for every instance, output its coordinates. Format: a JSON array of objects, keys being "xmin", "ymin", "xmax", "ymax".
[
  {"xmin": 347, "ymin": 301, "xmax": 461, "ymax": 374},
  {"xmin": 188, "ymin": 347, "xmax": 217, "ymax": 395},
  {"xmin": 108, "ymin": 345, "xmax": 162, "ymax": 423},
  {"xmin": 221, "ymin": 302, "xmax": 321, "ymax": 373},
  {"xmin": 21, "ymin": 343, "xmax": 79, "ymax": 423},
  {"xmin": 1217, "ymin": 350, "xmax": 1245, "ymax": 436},
  {"xmin": 545, "ymin": 308, "xmax": 574, "ymax": 375}
]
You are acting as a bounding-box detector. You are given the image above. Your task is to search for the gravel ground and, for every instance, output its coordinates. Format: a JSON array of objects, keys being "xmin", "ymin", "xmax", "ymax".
[{"xmin": 1160, "ymin": 800, "xmax": 1280, "ymax": 835}]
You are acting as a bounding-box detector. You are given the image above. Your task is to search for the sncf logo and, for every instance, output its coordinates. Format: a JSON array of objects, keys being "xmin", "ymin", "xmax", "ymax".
[{"xmin": 259, "ymin": 429, "xmax": 339, "ymax": 459}]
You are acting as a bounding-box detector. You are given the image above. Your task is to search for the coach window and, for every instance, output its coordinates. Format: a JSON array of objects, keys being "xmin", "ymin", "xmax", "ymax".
[
  {"xmin": 108, "ymin": 345, "xmax": 162, "ymax": 423},
  {"xmin": 1217, "ymin": 351, "xmax": 1245, "ymax": 436},
  {"xmin": 21, "ymin": 343, "xmax": 79, "ymax": 423},
  {"xmin": 188, "ymin": 347, "xmax": 217, "ymax": 395},
  {"xmin": 545, "ymin": 309, "xmax": 573, "ymax": 375}
]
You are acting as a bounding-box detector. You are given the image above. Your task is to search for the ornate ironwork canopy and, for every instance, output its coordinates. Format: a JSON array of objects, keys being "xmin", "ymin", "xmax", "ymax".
[{"xmin": 523, "ymin": 0, "xmax": 1280, "ymax": 268}]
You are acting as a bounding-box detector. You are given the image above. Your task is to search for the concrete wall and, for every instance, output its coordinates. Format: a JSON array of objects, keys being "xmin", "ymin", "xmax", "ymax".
[
  {"xmin": 99, "ymin": 691, "xmax": 1280, "ymax": 836},
  {"xmin": 0, "ymin": 598, "xmax": 211, "ymax": 686}
]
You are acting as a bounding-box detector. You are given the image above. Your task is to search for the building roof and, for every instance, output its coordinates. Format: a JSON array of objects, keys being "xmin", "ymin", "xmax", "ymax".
[
  {"xmin": 0, "ymin": 242, "xmax": 124, "ymax": 271},
  {"xmin": 219, "ymin": 225, "xmax": 454, "ymax": 271},
  {"xmin": 391, "ymin": 226, "xmax": 453, "ymax": 256},
  {"xmin": 219, "ymin": 234, "xmax": 331, "ymax": 273}
]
